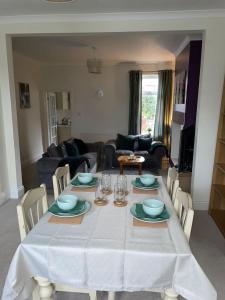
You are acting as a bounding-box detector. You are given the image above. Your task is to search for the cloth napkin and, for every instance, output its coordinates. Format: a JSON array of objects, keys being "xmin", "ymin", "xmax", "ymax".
[
  {"xmin": 71, "ymin": 177, "xmax": 97, "ymax": 187},
  {"xmin": 48, "ymin": 200, "xmax": 86, "ymax": 215},
  {"xmin": 135, "ymin": 203, "xmax": 169, "ymax": 222}
]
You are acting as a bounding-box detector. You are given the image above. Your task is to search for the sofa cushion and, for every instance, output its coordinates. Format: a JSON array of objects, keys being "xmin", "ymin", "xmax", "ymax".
[
  {"xmin": 64, "ymin": 141, "xmax": 79, "ymax": 157},
  {"xmin": 116, "ymin": 150, "xmax": 134, "ymax": 156},
  {"xmin": 116, "ymin": 134, "xmax": 136, "ymax": 151},
  {"xmin": 134, "ymin": 150, "xmax": 149, "ymax": 158},
  {"xmin": 138, "ymin": 137, "xmax": 152, "ymax": 151},
  {"xmin": 47, "ymin": 143, "xmax": 63, "ymax": 157},
  {"xmin": 73, "ymin": 138, "xmax": 88, "ymax": 155},
  {"xmin": 81, "ymin": 152, "xmax": 97, "ymax": 172}
]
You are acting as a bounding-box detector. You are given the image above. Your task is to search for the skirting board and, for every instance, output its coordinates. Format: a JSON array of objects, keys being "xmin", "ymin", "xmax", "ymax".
[
  {"xmin": 9, "ymin": 185, "xmax": 24, "ymax": 200},
  {"xmin": 0, "ymin": 192, "xmax": 7, "ymax": 206},
  {"xmin": 193, "ymin": 201, "xmax": 209, "ymax": 210},
  {"xmin": 17, "ymin": 185, "xmax": 24, "ymax": 199}
]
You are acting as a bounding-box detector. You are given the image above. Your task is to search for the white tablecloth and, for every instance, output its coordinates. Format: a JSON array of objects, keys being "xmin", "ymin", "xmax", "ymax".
[{"xmin": 2, "ymin": 175, "xmax": 217, "ymax": 300}]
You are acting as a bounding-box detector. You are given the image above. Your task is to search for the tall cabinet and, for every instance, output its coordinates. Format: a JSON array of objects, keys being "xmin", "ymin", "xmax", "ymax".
[{"xmin": 209, "ymin": 79, "xmax": 225, "ymax": 238}]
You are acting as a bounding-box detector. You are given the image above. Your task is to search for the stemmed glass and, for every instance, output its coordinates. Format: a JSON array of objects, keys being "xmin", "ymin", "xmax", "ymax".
[
  {"xmin": 95, "ymin": 178, "xmax": 107, "ymax": 206},
  {"xmin": 114, "ymin": 183, "xmax": 125, "ymax": 205},
  {"xmin": 101, "ymin": 174, "xmax": 112, "ymax": 194},
  {"xmin": 116, "ymin": 175, "xmax": 127, "ymax": 195}
]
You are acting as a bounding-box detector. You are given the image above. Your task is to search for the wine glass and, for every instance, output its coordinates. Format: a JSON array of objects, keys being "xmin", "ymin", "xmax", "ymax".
[
  {"xmin": 101, "ymin": 174, "xmax": 111, "ymax": 194},
  {"xmin": 117, "ymin": 175, "xmax": 127, "ymax": 194},
  {"xmin": 95, "ymin": 178, "xmax": 107, "ymax": 205},
  {"xmin": 114, "ymin": 183, "xmax": 125, "ymax": 205}
]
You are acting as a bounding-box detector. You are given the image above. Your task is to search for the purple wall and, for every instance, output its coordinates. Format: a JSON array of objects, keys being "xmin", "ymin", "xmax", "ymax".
[
  {"xmin": 174, "ymin": 41, "xmax": 202, "ymax": 128},
  {"xmin": 184, "ymin": 41, "xmax": 202, "ymax": 128},
  {"xmin": 174, "ymin": 40, "xmax": 202, "ymax": 172}
]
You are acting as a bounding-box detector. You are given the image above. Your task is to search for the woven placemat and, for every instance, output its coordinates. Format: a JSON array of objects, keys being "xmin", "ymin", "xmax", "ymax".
[
  {"xmin": 133, "ymin": 188, "xmax": 158, "ymax": 195},
  {"xmin": 48, "ymin": 215, "xmax": 84, "ymax": 224},
  {"xmin": 71, "ymin": 187, "xmax": 97, "ymax": 192},
  {"xmin": 133, "ymin": 218, "xmax": 167, "ymax": 228}
]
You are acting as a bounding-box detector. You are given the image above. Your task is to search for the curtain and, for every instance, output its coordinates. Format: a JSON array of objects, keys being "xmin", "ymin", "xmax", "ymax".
[
  {"xmin": 128, "ymin": 70, "xmax": 142, "ymax": 135},
  {"xmin": 154, "ymin": 70, "xmax": 173, "ymax": 150}
]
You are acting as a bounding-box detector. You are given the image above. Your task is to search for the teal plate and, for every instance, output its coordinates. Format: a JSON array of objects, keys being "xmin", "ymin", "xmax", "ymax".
[
  {"xmin": 71, "ymin": 176, "xmax": 98, "ymax": 188},
  {"xmin": 132, "ymin": 178, "xmax": 160, "ymax": 190},
  {"xmin": 130, "ymin": 203, "xmax": 170, "ymax": 223},
  {"xmin": 48, "ymin": 200, "xmax": 91, "ymax": 217}
]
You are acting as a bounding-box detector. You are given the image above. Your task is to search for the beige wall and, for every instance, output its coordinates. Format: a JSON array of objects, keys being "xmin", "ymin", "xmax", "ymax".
[
  {"xmin": 13, "ymin": 52, "xmax": 43, "ymax": 166},
  {"xmin": 40, "ymin": 61, "xmax": 173, "ymax": 143},
  {"xmin": 0, "ymin": 14, "xmax": 225, "ymax": 208}
]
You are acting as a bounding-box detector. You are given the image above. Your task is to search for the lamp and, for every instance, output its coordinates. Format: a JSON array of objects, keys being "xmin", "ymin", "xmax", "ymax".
[{"xmin": 87, "ymin": 47, "xmax": 102, "ymax": 74}]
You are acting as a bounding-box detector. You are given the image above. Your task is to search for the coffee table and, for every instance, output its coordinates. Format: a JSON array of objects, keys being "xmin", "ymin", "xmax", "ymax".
[{"xmin": 117, "ymin": 155, "xmax": 145, "ymax": 175}]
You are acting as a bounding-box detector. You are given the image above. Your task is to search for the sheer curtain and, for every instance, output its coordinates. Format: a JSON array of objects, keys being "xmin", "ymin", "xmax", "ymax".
[
  {"xmin": 128, "ymin": 70, "xmax": 142, "ymax": 135},
  {"xmin": 154, "ymin": 70, "xmax": 173, "ymax": 150}
]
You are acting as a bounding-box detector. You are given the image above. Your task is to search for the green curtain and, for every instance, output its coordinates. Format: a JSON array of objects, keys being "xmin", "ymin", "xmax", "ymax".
[
  {"xmin": 154, "ymin": 70, "xmax": 173, "ymax": 150},
  {"xmin": 128, "ymin": 70, "xmax": 142, "ymax": 135}
]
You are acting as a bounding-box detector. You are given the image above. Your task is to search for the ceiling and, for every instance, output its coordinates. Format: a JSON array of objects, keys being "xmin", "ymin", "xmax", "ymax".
[
  {"xmin": 12, "ymin": 32, "xmax": 201, "ymax": 65},
  {"xmin": 0, "ymin": 0, "xmax": 224, "ymax": 16}
]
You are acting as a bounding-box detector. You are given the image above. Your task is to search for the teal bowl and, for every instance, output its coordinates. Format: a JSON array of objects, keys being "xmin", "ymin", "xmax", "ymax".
[
  {"xmin": 140, "ymin": 174, "xmax": 155, "ymax": 186},
  {"xmin": 78, "ymin": 173, "xmax": 93, "ymax": 184},
  {"xmin": 57, "ymin": 194, "xmax": 78, "ymax": 211},
  {"xmin": 142, "ymin": 199, "xmax": 164, "ymax": 217}
]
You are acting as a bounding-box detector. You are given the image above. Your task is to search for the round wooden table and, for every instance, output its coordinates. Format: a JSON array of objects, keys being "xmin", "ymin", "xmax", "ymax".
[{"xmin": 117, "ymin": 155, "xmax": 145, "ymax": 175}]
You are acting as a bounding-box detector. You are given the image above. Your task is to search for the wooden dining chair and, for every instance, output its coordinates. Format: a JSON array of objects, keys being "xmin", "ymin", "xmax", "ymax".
[
  {"xmin": 52, "ymin": 164, "xmax": 70, "ymax": 200},
  {"xmin": 166, "ymin": 167, "xmax": 180, "ymax": 204},
  {"xmin": 17, "ymin": 184, "xmax": 97, "ymax": 300},
  {"xmin": 17, "ymin": 184, "xmax": 48, "ymax": 241},
  {"xmin": 174, "ymin": 189, "xmax": 194, "ymax": 242}
]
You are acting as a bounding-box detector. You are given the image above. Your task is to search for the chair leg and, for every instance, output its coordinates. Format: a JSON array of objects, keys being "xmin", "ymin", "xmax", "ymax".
[
  {"xmin": 108, "ymin": 291, "xmax": 115, "ymax": 300},
  {"xmin": 35, "ymin": 277, "xmax": 54, "ymax": 300},
  {"xmin": 32, "ymin": 284, "xmax": 40, "ymax": 300},
  {"xmin": 164, "ymin": 288, "xmax": 178, "ymax": 300},
  {"xmin": 89, "ymin": 290, "xmax": 97, "ymax": 300}
]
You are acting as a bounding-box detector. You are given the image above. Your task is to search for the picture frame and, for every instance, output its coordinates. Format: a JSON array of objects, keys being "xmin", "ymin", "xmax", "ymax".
[{"xmin": 19, "ymin": 82, "xmax": 30, "ymax": 109}]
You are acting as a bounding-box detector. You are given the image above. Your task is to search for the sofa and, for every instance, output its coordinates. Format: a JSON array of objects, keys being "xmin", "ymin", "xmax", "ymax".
[
  {"xmin": 103, "ymin": 134, "xmax": 168, "ymax": 171},
  {"xmin": 37, "ymin": 138, "xmax": 104, "ymax": 190}
]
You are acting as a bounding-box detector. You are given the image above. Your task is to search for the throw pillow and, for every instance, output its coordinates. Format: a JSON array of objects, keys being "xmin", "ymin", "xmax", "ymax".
[
  {"xmin": 73, "ymin": 138, "xmax": 88, "ymax": 155},
  {"xmin": 64, "ymin": 141, "xmax": 80, "ymax": 157},
  {"xmin": 47, "ymin": 143, "xmax": 61, "ymax": 157},
  {"xmin": 116, "ymin": 134, "xmax": 136, "ymax": 151},
  {"xmin": 138, "ymin": 137, "xmax": 153, "ymax": 151}
]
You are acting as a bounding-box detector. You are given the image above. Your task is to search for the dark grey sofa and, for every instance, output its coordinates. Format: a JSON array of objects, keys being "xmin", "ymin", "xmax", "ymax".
[
  {"xmin": 37, "ymin": 138, "xmax": 104, "ymax": 190},
  {"xmin": 103, "ymin": 135, "xmax": 167, "ymax": 171}
]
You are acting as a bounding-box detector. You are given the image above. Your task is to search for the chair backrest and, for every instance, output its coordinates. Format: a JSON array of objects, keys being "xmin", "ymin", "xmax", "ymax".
[
  {"xmin": 171, "ymin": 178, "xmax": 180, "ymax": 204},
  {"xmin": 52, "ymin": 164, "xmax": 70, "ymax": 200},
  {"xmin": 174, "ymin": 189, "xmax": 194, "ymax": 242},
  {"xmin": 17, "ymin": 184, "xmax": 48, "ymax": 241},
  {"xmin": 167, "ymin": 167, "xmax": 179, "ymax": 198}
]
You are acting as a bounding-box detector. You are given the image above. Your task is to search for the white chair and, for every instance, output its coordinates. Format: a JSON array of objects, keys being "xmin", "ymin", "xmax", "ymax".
[
  {"xmin": 52, "ymin": 164, "xmax": 70, "ymax": 200},
  {"xmin": 174, "ymin": 189, "xmax": 194, "ymax": 242},
  {"xmin": 17, "ymin": 184, "xmax": 97, "ymax": 300},
  {"xmin": 166, "ymin": 167, "xmax": 180, "ymax": 204},
  {"xmin": 17, "ymin": 184, "xmax": 48, "ymax": 241}
]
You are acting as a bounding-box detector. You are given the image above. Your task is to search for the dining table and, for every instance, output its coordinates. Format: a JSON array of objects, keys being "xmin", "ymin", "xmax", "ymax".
[{"xmin": 2, "ymin": 174, "xmax": 217, "ymax": 300}]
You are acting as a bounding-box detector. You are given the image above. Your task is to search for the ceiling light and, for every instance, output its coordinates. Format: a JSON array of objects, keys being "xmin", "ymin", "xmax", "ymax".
[
  {"xmin": 44, "ymin": 0, "xmax": 74, "ymax": 3},
  {"xmin": 87, "ymin": 47, "xmax": 103, "ymax": 74}
]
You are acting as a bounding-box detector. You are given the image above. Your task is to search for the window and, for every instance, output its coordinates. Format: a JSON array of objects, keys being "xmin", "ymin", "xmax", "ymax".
[{"xmin": 141, "ymin": 73, "xmax": 159, "ymax": 135}]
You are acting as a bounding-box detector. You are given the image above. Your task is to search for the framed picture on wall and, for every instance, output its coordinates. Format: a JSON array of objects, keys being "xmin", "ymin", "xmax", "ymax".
[
  {"xmin": 174, "ymin": 70, "xmax": 187, "ymax": 104},
  {"xmin": 19, "ymin": 82, "xmax": 30, "ymax": 108}
]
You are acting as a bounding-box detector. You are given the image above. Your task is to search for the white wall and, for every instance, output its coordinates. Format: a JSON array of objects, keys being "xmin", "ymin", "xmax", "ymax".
[
  {"xmin": 0, "ymin": 92, "xmax": 7, "ymax": 205},
  {"xmin": 40, "ymin": 62, "xmax": 174, "ymax": 143},
  {"xmin": 13, "ymin": 52, "xmax": 43, "ymax": 166},
  {"xmin": 0, "ymin": 13, "xmax": 225, "ymax": 209}
]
